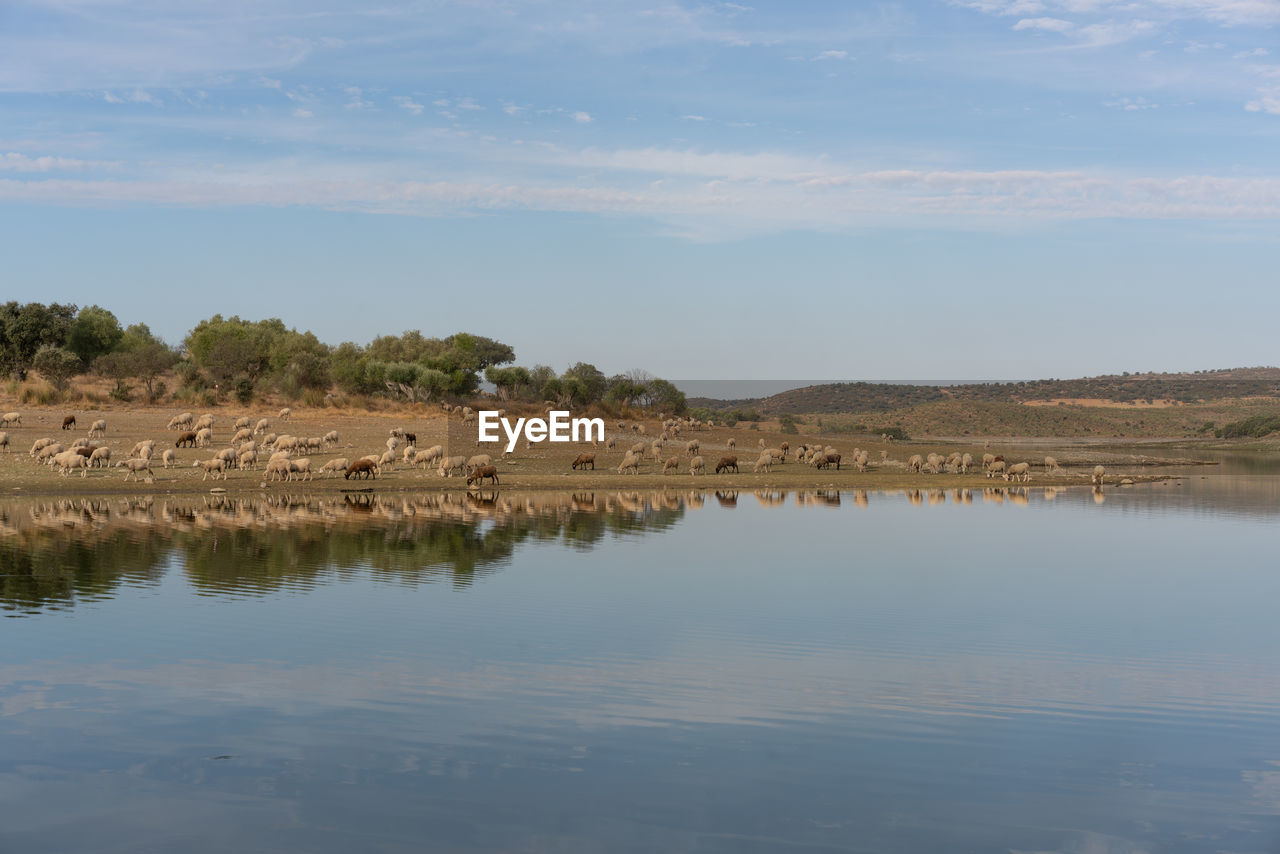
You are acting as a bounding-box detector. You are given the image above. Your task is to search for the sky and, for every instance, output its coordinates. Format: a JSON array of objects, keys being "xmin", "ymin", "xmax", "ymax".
[{"xmin": 2, "ymin": 0, "xmax": 1278, "ymax": 380}]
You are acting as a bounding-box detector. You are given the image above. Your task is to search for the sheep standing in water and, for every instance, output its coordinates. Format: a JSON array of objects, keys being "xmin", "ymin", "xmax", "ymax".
[{"xmin": 1092, "ymin": 465, "xmax": 1106, "ymax": 486}]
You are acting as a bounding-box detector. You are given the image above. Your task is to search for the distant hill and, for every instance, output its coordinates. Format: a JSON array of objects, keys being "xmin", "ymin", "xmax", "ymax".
[{"xmin": 690, "ymin": 367, "xmax": 1280, "ymax": 415}]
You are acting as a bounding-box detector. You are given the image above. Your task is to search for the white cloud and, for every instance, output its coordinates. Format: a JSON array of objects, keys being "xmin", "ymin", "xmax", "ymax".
[
  {"xmin": 1105, "ymin": 95, "xmax": 1160, "ymax": 109},
  {"xmin": 1235, "ymin": 47, "xmax": 1270, "ymax": 58},
  {"xmin": 0, "ymin": 152, "xmax": 111, "ymax": 172},
  {"xmin": 501, "ymin": 101, "xmax": 528, "ymax": 117},
  {"xmin": 456, "ymin": 97, "xmax": 483, "ymax": 111},
  {"xmin": 813, "ymin": 49, "xmax": 850, "ymax": 60},
  {"xmin": 129, "ymin": 89, "xmax": 160, "ymax": 106},
  {"xmin": 102, "ymin": 92, "xmax": 122, "ymax": 104},
  {"xmin": 572, "ymin": 111, "xmax": 593, "ymax": 123},
  {"xmin": 394, "ymin": 96, "xmax": 424, "ymax": 115},
  {"xmin": 1245, "ymin": 86, "xmax": 1280, "ymax": 113},
  {"xmin": 1012, "ymin": 16, "xmax": 1076, "ymax": 30},
  {"xmin": 682, "ymin": 114, "xmax": 708, "ymax": 121},
  {"xmin": 344, "ymin": 86, "xmax": 373, "ymax": 110},
  {"xmin": 292, "ymin": 108, "xmax": 314, "ymax": 118}
]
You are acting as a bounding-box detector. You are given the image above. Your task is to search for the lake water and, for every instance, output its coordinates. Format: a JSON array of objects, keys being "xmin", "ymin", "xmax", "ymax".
[{"xmin": 3, "ymin": 475, "xmax": 1279, "ymax": 853}]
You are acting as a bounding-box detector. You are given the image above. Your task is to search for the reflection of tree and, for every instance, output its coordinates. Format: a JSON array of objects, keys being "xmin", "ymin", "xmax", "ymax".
[{"xmin": 0, "ymin": 491, "xmax": 687, "ymax": 613}]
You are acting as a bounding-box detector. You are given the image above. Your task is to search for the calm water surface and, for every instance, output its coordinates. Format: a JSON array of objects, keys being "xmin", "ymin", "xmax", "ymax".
[{"xmin": 2, "ymin": 476, "xmax": 1279, "ymax": 853}]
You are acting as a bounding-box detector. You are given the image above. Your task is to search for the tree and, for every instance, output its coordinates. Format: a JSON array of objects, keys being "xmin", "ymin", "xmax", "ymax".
[
  {"xmin": 66, "ymin": 305, "xmax": 124, "ymax": 366},
  {"xmin": 561, "ymin": 362, "xmax": 607, "ymax": 405},
  {"xmin": 485, "ymin": 366, "xmax": 531, "ymax": 400},
  {"xmin": 0, "ymin": 302, "xmax": 76, "ymax": 378},
  {"xmin": 32, "ymin": 345, "xmax": 82, "ymax": 391}
]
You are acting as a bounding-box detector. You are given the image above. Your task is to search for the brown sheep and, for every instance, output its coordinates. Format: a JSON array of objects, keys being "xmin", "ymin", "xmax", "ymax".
[
  {"xmin": 61, "ymin": 415, "xmax": 76, "ymax": 430},
  {"xmin": 571, "ymin": 453, "xmax": 595, "ymax": 470},
  {"xmin": 818, "ymin": 452, "xmax": 841, "ymax": 470},
  {"xmin": 175, "ymin": 431, "xmax": 197, "ymax": 448},
  {"xmin": 715, "ymin": 455, "xmax": 739, "ymax": 474},
  {"xmin": 466, "ymin": 465, "xmax": 499, "ymax": 486},
  {"xmin": 344, "ymin": 459, "xmax": 378, "ymax": 480}
]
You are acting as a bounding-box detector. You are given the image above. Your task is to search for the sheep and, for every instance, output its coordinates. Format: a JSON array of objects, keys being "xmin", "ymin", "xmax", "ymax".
[
  {"xmin": 259, "ymin": 432, "xmax": 277, "ymax": 449},
  {"xmin": 606, "ymin": 437, "xmax": 616, "ymax": 450},
  {"xmin": 689, "ymin": 455, "xmax": 705, "ymax": 475},
  {"xmin": 54, "ymin": 450, "xmax": 89, "ymax": 477},
  {"xmin": 309, "ymin": 458, "xmax": 343, "ymax": 478},
  {"xmin": 73, "ymin": 445, "xmax": 95, "ymax": 459},
  {"xmin": 401, "ymin": 444, "xmax": 418, "ymax": 464},
  {"xmin": 571, "ymin": 453, "xmax": 595, "ymax": 470},
  {"xmin": 322, "ymin": 430, "xmax": 339, "ymax": 448},
  {"xmin": 162, "ymin": 449, "xmax": 176, "ymax": 468},
  {"xmin": 1092, "ymin": 465, "xmax": 1106, "ymax": 486},
  {"xmin": 86, "ymin": 418, "xmax": 107, "ymax": 438},
  {"xmin": 238, "ymin": 448, "xmax": 258, "ymax": 470},
  {"xmin": 753, "ymin": 453, "xmax": 772, "ymax": 473},
  {"xmin": 780, "ymin": 442, "xmax": 790, "ymax": 460},
  {"xmin": 345, "ymin": 459, "xmax": 377, "ymax": 480},
  {"xmin": 288, "ymin": 458, "xmax": 313, "ymax": 481},
  {"xmin": 193, "ymin": 414, "xmax": 214, "ymax": 431},
  {"xmin": 1004, "ymin": 462, "xmax": 1032, "ymax": 482},
  {"xmin": 907, "ymin": 454, "xmax": 924, "ymax": 473},
  {"xmin": 194, "ymin": 427, "xmax": 213, "ymax": 448},
  {"xmin": 278, "ymin": 407, "xmax": 291, "ymax": 421},
  {"xmin": 61, "ymin": 415, "xmax": 77, "ymax": 430},
  {"xmin": 303, "ymin": 437, "xmax": 323, "ymax": 454},
  {"xmin": 404, "ymin": 432, "xmax": 416, "ymax": 446},
  {"xmin": 70, "ymin": 437, "xmax": 90, "ymax": 449},
  {"xmin": 378, "ymin": 449, "xmax": 397, "ymax": 470},
  {"xmin": 89, "ymin": 446, "xmax": 112, "ymax": 468},
  {"xmin": 1044, "ymin": 456, "xmax": 1062, "ymax": 473},
  {"xmin": 264, "ymin": 458, "xmax": 292, "ymax": 481},
  {"xmin": 35, "ymin": 443, "xmax": 64, "ymax": 463},
  {"xmin": 29, "ymin": 437, "xmax": 54, "ymax": 456},
  {"xmin": 855, "ymin": 451, "xmax": 870, "ymax": 472},
  {"xmin": 686, "ymin": 440, "xmax": 700, "ymax": 457},
  {"xmin": 986, "ymin": 460, "xmax": 1007, "ymax": 478},
  {"xmin": 438, "ymin": 455, "xmax": 467, "ymax": 477},
  {"xmin": 167, "ymin": 412, "xmax": 193, "ymax": 430},
  {"xmin": 960, "ymin": 453, "xmax": 973, "ymax": 474},
  {"xmin": 617, "ymin": 452, "xmax": 642, "ymax": 474},
  {"xmin": 116, "ymin": 457, "xmax": 153, "ymax": 481},
  {"xmin": 466, "ymin": 454, "xmax": 492, "ymax": 472},
  {"xmin": 253, "ymin": 418, "xmax": 271, "ymax": 435},
  {"xmin": 230, "ymin": 428, "xmax": 253, "ymax": 446},
  {"xmin": 268, "ymin": 450, "xmax": 292, "ymax": 463},
  {"xmin": 715, "ymin": 455, "xmax": 739, "ymax": 474},
  {"xmin": 817, "ymin": 452, "xmax": 841, "ymax": 470},
  {"xmin": 466, "ymin": 465, "xmax": 499, "ymax": 486},
  {"xmin": 414, "ymin": 445, "xmax": 444, "ymax": 468},
  {"xmin": 194, "ymin": 458, "xmax": 228, "ymax": 480},
  {"xmin": 0, "ymin": 431, "xmax": 7, "ymax": 452},
  {"xmin": 213, "ymin": 448, "xmax": 238, "ymax": 466},
  {"xmin": 981, "ymin": 453, "xmax": 996, "ymax": 470},
  {"xmin": 727, "ymin": 437, "xmax": 736, "ymax": 450},
  {"xmin": 630, "ymin": 441, "xmax": 646, "ymax": 455},
  {"xmin": 1, "ymin": 411, "xmax": 23, "ymax": 427},
  {"xmin": 386, "ymin": 436, "xmax": 400, "ymax": 453}
]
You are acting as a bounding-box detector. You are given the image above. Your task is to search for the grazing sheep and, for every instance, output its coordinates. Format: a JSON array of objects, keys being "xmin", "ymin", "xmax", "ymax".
[
  {"xmin": 264, "ymin": 458, "xmax": 292, "ymax": 481},
  {"xmin": 630, "ymin": 441, "xmax": 646, "ymax": 455},
  {"xmin": 689, "ymin": 455, "xmax": 705, "ymax": 475},
  {"xmin": 288, "ymin": 458, "xmax": 313, "ymax": 481},
  {"xmin": 404, "ymin": 432, "xmax": 416, "ymax": 446},
  {"xmin": 73, "ymin": 445, "xmax": 94, "ymax": 459},
  {"xmin": 344, "ymin": 459, "xmax": 377, "ymax": 480},
  {"xmin": 36, "ymin": 443, "xmax": 64, "ymax": 463},
  {"xmin": 88, "ymin": 419, "xmax": 107, "ymax": 438},
  {"xmin": 54, "ymin": 450, "xmax": 89, "ymax": 477},
  {"xmin": 780, "ymin": 442, "xmax": 790, "ymax": 460},
  {"xmin": 1004, "ymin": 462, "xmax": 1032, "ymax": 482},
  {"xmin": 278, "ymin": 407, "xmax": 291, "ymax": 421},
  {"xmin": 70, "ymin": 437, "xmax": 90, "ymax": 449},
  {"xmin": 233, "ymin": 416, "xmax": 251, "ymax": 430},
  {"xmin": 981, "ymin": 453, "xmax": 996, "ymax": 470},
  {"xmin": 193, "ymin": 414, "xmax": 214, "ymax": 431},
  {"xmin": 89, "ymin": 446, "xmax": 112, "ymax": 468},
  {"xmin": 605, "ymin": 437, "xmax": 616, "ymax": 450},
  {"xmin": 162, "ymin": 449, "xmax": 176, "ymax": 468},
  {"xmin": 29, "ymin": 437, "xmax": 54, "ymax": 456},
  {"xmin": 0, "ymin": 431, "xmax": 7, "ymax": 452},
  {"xmin": 402, "ymin": 444, "xmax": 418, "ymax": 464},
  {"xmin": 816, "ymin": 452, "xmax": 841, "ymax": 470},
  {"xmin": 1092, "ymin": 465, "xmax": 1106, "ymax": 486},
  {"xmin": 194, "ymin": 458, "xmax": 228, "ymax": 481},
  {"xmin": 117, "ymin": 457, "xmax": 153, "ymax": 481},
  {"xmin": 685, "ymin": 440, "xmax": 699, "ymax": 457},
  {"xmin": 466, "ymin": 465, "xmax": 499, "ymax": 486},
  {"xmin": 415, "ymin": 445, "xmax": 443, "ymax": 468},
  {"xmin": 438, "ymin": 455, "xmax": 467, "ymax": 477},
  {"xmin": 167, "ymin": 412, "xmax": 193, "ymax": 430},
  {"xmin": 322, "ymin": 430, "xmax": 339, "ymax": 448},
  {"xmin": 268, "ymin": 450, "xmax": 292, "ymax": 463},
  {"xmin": 986, "ymin": 460, "xmax": 1007, "ymax": 478},
  {"xmin": 378, "ymin": 449, "xmax": 397, "ymax": 470},
  {"xmin": 61, "ymin": 415, "xmax": 77, "ymax": 430},
  {"xmin": 230, "ymin": 428, "xmax": 253, "ymax": 446},
  {"xmin": 194, "ymin": 428, "xmax": 213, "ymax": 448},
  {"xmin": 238, "ymin": 448, "xmax": 258, "ymax": 470},
  {"xmin": 571, "ymin": 453, "xmax": 595, "ymax": 470},
  {"xmin": 715, "ymin": 455, "xmax": 739, "ymax": 474},
  {"xmin": 960, "ymin": 453, "xmax": 973, "ymax": 474},
  {"xmin": 317, "ymin": 458, "xmax": 349, "ymax": 477},
  {"xmin": 253, "ymin": 418, "xmax": 270, "ymax": 435},
  {"xmin": 617, "ymin": 452, "xmax": 642, "ymax": 474},
  {"xmin": 466, "ymin": 454, "xmax": 492, "ymax": 472},
  {"xmin": 727, "ymin": 438, "xmax": 736, "ymax": 450},
  {"xmin": 753, "ymin": 453, "xmax": 772, "ymax": 473},
  {"xmin": 907, "ymin": 454, "xmax": 924, "ymax": 473},
  {"xmin": 855, "ymin": 451, "xmax": 870, "ymax": 472},
  {"xmin": 259, "ymin": 433, "xmax": 277, "ymax": 449},
  {"xmin": 303, "ymin": 437, "xmax": 323, "ymax": 454},
  {"xmin": 1, "ymin": 411, "xmax": 23, "ymax": 427},
  {"xmin": 1044, "ymin": 456, "xmax": 1062, "ymax": 473}
]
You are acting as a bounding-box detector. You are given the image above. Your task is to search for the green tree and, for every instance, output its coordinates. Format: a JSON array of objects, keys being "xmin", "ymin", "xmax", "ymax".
[
  {"xmin": 485, "ymin": 365, "xmax": 531, "ymax": 400},
  {"xmin": 66, "ymin": 305, "xmax": 124, "ymax": 366},
  {"xmin": 32, "ymin": 345, "xmax": 82, "ymax": 391},
  {"xmin": 562, "ymin": 362, "xmax": 607, "ymax": 405},
  {"xmin": 0, "ymin": 302, "xmax": 77, "ymax": 378}
]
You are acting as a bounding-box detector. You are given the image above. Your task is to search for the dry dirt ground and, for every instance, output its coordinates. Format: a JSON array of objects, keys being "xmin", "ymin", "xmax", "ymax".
[{"xmin": 0, "ymin": 403, "xmax": 1186, "ymax": 498}]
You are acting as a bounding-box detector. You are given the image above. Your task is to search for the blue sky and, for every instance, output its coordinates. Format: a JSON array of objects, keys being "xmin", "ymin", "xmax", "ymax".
[{"xmin": 2, "ymin": 0, "xmax": 1278, "ymax": 379}]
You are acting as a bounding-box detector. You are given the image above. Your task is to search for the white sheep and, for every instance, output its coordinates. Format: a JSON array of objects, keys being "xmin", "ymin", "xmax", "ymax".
[
  {"xmin": 1092, "ymin": 465, "xmax": 1106, "ymax": 486},
  {"xmin": 194, "ymin": 413, "xmax": 214, "ymax": 431},
  {"xmin": 35, "ymin": 443, "xmax": 64, "ymax": 463},
  {"xmin": 253, "ymin": 418, "xmax": 271, "ymax": 435},
  {"xmin": 617, "ymin": 451, "xmax": 642, "ymax": 474},
  {"xmin": 278, "ymin": 407, "xmax": 291, "ymax": 421},
  {"xmin": 689, "ymin": 455, "xmax": 705, "ymax": 475},
  {"xmin": 238, "ymin": 448, "xmax": 258, "ymax": 470},
  {"xmin": 662, "ymin": 456, "xmax": 679, "ymax": 475},
  {"xmin": 194, "ymin": 458, "xmax": 228, "ymax": 480},
  {"xmin": 264, "ymin": 458, "xmax": 292, "ymax": 481},
  {"xmin": 438, "ymin": 455, "xmax": 467, "ymax": 477},
  {"xmin": 1004, "ymin": 462, "xmax": 1031, "ymax": 482},
  {"xmin": 1044, "ymin": 456, "xmax": 1062, "ymax": 473},
  {"xmin": 288, "ymin": 458, "xmax": 313, "ymax": 481},
  {"xmin": 466, "ymin": 454, "xmax": 491, "ymax": 472},
  {"xmin": 415, "ymin": 445, "xmax": 444, "ymax": 469},
  {"xmin": 378, "ymin": 449, "xmax": 397, "ymax": 470},
  {"xmin": 685, "ymin": 440, "xmax": 699, "ymax": 457},
  {"xmin": 322, "ymin": 430, "xmax": 339, "ymax": 448},
  {"xmin": 162, "ymin": 448, "xmax": 176, "ymax": 468},
  {"xmin": 89, "ymin": 446, "xmax": 112, "ymax": 468},
  {"xmin": 117, "ymin": 457, "xmax": 153, "ymax": 481},
  {"xmin": 195, "ymin": 427, "xmax": 213, "ymax": 448},
  {"xmin": 230, "ymin": 428, "xmax": 253, "ymax": 446},
  {"xmin": 1, "ymin": 412, "xmax": 22, "ymax": 427},
  {"xmin": 986, "ymin": 460, "xmax": 1007, "ymax": 478},
  {"xmin": 87, "ymin": 419, "xmax": 107, "ymax": 438},
  {"xmin": 907, "ymin": 454, "xmax": 924, "ymax": 473},
  {"xmin": 727, "ymin": 438, "xmax": 736, "ymax": 450},
  {"xmin": 54, "ymin": 450, "xmax": 89, "ymax": 477},
  {"xmin": 29, "ymin": 437, "xmax": 54, "ymax": 456},
  {"xmin": 320, "ymin": 458, "xmax": 350, "ymax": 477},
  {"xmin": 753, "ymin": 453, "xmax": 772, "ymax": 473},
  {"xmin": 167, "ymin": 412, "xmax": 193, "ymax": 430},
  {"xmin": 130, "ymin": 439, "xmax": 156, "ymax": 458}
]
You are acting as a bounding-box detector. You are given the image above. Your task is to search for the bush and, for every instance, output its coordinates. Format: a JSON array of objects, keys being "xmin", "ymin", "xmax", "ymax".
[
  {"xmin": 778, "ymin": 415, "xmax": 799, "ymax": 435},
  {"xmin": 1215, "ymin": 415, "xmax": 1280, "ymax": 439}
]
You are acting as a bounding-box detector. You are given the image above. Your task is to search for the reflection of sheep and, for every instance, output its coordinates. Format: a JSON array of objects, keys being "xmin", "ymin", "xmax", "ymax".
[
  {"xmin": 689, "ymin": 455, "xmax": 705, "ymax": 475},
  {"xmin": 1, "ymin": 412, "xmax": 22, "ymax": 427},
  {"xmin": 1092, "ymin": 465, "xmax": 1106, "ymax": 486},
  {"xmin": 571, "ymin": 453, "xmax": 595, "ymax": 470}
]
